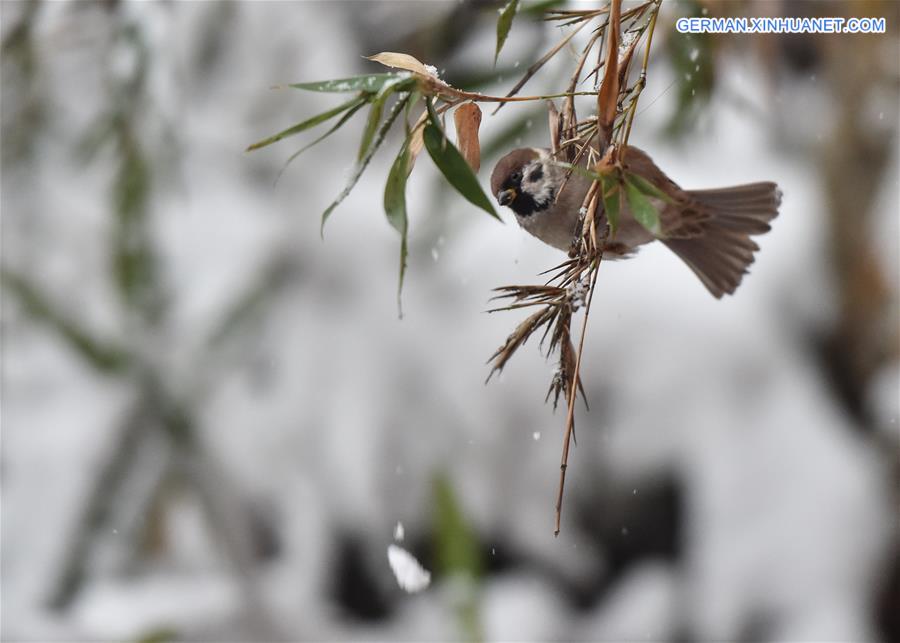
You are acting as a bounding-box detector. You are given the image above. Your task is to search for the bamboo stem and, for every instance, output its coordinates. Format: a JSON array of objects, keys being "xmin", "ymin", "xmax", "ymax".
[{"xmin": 554, "ymin": 259, "xmax": 601, "ymax": 536}]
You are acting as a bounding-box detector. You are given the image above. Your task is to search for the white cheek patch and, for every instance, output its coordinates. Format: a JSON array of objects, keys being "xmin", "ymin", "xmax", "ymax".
[{"xmin": 522, "ymin": 162, "xmax": 556, "ymax": 210}]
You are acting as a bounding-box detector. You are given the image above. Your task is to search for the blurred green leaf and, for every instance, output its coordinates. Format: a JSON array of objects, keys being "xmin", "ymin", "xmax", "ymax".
[
  {"xmin": 624, "ymin": 175, "xmax": 662, "ymax": 236},
  {"xmin": 625, "ymin": 170, "xmax": 674, "ymax": 203},
  {"xmin": 320, "ymin": 94, "xmax": 410, "ymax": 234},
  {"xmin": 112, "ymin": 139, "xmax": 158, "ymax": 317},
  {"xmin": 663, "ymin": 0, "xmax": 715, "ymax": 137},
  {"xmin": 495, "ymin": 0, "xmax": 519, "ymax": 65},
  {"xmin": 600, "ymin": 175, "xmax": 621, "ymax": 237},
  {"xmin": 2, "ymin": 268, "xmax": 131, "ymax": 373},
  {"xmin": 135, "ymin": 627, "xmax": 178, "ymax": 643},
  {"xmin": 423, "ymin": 112, "xmax": 499, "ymax": 221},
  {"xmin": 246, "ymin": 95, "xmax": 366, "ymax": 152},
  {"xmin": 521, "ymin": 0, "xmax": 567, "ymax": 16},
  {"xmin": 205, "ymin": 254, "xmax": 296, "ymax": 351},
  {"xmin": 287, "ymin": 73, "xmax": 407, "ymax": 93},
  {"xmin": 433, "ymin": 474, "xmax": 483, "ymax": 642},
  {"xmin": 384, "ymin": 139, "xmax": 411, "ymax": 316},
  {"xmin": 433, "ymin": 475, "xmax": 482, "ymax": 578}
]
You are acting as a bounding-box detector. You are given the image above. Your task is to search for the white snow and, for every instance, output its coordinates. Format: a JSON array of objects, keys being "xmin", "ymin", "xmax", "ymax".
[{"xmin": 387, "ymin": 545, "xmax": 431, "ymax": 594}]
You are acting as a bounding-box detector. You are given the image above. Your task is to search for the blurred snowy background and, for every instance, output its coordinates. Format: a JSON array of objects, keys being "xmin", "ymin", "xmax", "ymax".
[{"xmin": 2, "ymin": 1, "xmax": 898, "ymax": 641}]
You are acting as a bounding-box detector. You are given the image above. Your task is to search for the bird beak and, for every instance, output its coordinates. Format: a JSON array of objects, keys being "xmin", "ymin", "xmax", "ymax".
[{"xmin": 497, "ymin": 188, "xmax": 516, "ymax": 206}]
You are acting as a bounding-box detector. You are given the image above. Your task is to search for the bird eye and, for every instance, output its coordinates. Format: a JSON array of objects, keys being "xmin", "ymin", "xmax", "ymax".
[{"xmin": 510, "ymin": 170, "xmax": 521, "ymax": 181}]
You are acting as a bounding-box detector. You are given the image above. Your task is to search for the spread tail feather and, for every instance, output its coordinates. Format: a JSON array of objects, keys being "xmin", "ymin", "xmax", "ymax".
[{"xmin": 664, "ymin": 182, "xmax": 781, "ymax": 298}]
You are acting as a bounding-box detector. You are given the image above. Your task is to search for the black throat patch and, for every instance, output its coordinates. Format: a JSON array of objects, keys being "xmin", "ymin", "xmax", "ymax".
[{"xmin": 506, "ymin": 181, "xmax": 554, "ymax": 217}]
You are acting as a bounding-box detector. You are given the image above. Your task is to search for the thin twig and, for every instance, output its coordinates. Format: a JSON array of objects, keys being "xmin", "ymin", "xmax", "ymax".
[
  {"xmin": 621, "ymin": 0, "xmax": 661, "ymax": 147},
  {"xmin": 492, "ymin": 18, "xmax": 592, "ymax": 115}
]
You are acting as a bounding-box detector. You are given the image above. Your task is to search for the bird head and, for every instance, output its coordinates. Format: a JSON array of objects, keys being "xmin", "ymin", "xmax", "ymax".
[{"xmin": 491, "ymin": 148, "xmax": 558, "ymax": 217}]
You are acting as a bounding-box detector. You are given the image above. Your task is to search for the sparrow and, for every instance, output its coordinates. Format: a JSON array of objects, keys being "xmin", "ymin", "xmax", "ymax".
[{"xmin": 491, "ymin": 146, "xmax": 781, "ymax": 298}]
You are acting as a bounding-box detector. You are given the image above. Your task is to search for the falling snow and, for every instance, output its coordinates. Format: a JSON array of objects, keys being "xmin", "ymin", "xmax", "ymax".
[{"xmin": 387, "ymin": 544, "xmax": 431, "ymax": 593}]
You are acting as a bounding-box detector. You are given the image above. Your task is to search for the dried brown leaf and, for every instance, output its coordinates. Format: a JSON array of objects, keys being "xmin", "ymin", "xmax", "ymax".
[
  {"xmin": 547, "ymin": 100, "xmax": 561, "ymax": 157},
  {"xmin": 367, "ymin": 52, "xmax": 434, "ymax": 78},
  {"xmin": 596, "ymin": 0, "xmax": 621, "ymax": 149},
  {"xmin": 453, "ymin": 102, "xmax": 482, "ymax": 172},
  {"xmin": 487, "ymin": 307, "xmax": 555, "ymax": 381},
  {"xmin": 407, "ymin": 119, "xmax": 426, "ymax": 174}
]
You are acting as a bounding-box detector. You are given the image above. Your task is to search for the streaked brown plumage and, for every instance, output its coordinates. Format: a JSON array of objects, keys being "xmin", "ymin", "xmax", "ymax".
[{"xmin": 491, "ymin": 146, "xmax": 781, "ymax": 298}]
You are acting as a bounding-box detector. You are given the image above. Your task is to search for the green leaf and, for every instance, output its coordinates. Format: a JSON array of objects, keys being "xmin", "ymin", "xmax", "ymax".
[
  {"xmin": 384, "ymin": 139, "xmax": 411, "ymax": 317},
  {"xmin": 600, "ymin": 174, "xmax": 621, "ymax": 237},
  {"xmin": 495, "ymin": 0, "xmax": 519, "ymax": 64},
  {"xmin": 320, "ymin": 94, "xmax": 410, "ymax": 234},
  {"xmin": 404, "ymin": 88, "xmax": 422, "ymax": 135},
  {"xmin": 275, "ymin": 100, "xmax": 368, "ymax": 185},
  {"xmin": 358, "ymin": 76, "xmax": 414, "ymax": 161},
  {"xmin": 624, "ymin": 176, "xmax": 662, "ymax": 236},
  {"xmin": 359, "ymin": 99, "xmax": 385, "ymax": 162},
  {"xmin": 423, "ymin": 114, "xmax": 499, "ymax": 220},
  {"xmin": 625, "ymin": 170, "xmax": 675, "ymax": 203},
  {"xmin": 246, "ymin": 95, "xmax": 365, "ymax": 151},
  {"xmin": 286, "ymin": 73, "xmax": 406, "ymax": 93}
]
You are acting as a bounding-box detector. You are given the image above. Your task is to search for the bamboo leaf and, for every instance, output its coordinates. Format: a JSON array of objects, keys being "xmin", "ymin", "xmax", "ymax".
[
  {"xmin": 367, "ymin": 52, "xmax": 433, "ymax": 77},
  {"xmin": 624, "ymin": 170, "xmax": 675, "ymax": 203},
  {"xmin": 453, "ymin": 102, "xmax": 482, "ymax": 172},
  {"xmin": 596, "ymin": 0, "xmax": 621, "ymax": 148},
  {"xmin": 423, "ymin": 110, "xmax": 499, "ymax": 220},
  {"xmin": 246, "ymin": 95, "xmax": 365, "ymax": 152},
  {"xmin": 359, "ymin": 99, "xmax": 385, "ymax": 162},
  {"xmin": 358, "ymin": 76, "xmax": 414, "ymax": 161},
  {"xmin": 432, "ymin": 474, "xmax": 483, "ymax": 641},
  {"xmin": 286, "ymin": 73, "xmax": 404, "ymax": 93},
  {"xmin": 275, "ymin": 100, "xmax": 368, "ymax": 183},
  {"xmin": 320, "ymin": 94, "xmax": 410, "ymax": 234},
  {"xmin": 600, "ymin": 175, "xmax": 621, "ymax": 237},
  {"xmin": 433, "ymin": 475, "xmax": 482, "ymax": 579},
  {"xmin": 624, "ymin": 175, "xmax": 661, "ymax": 235},
  {"xmin": 384, "ymin": 139, "xmax": 411, "ymax": 316},
  {"xmin": 495, "ymin": 0, "xmax": 520, "ymax": 64}
]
